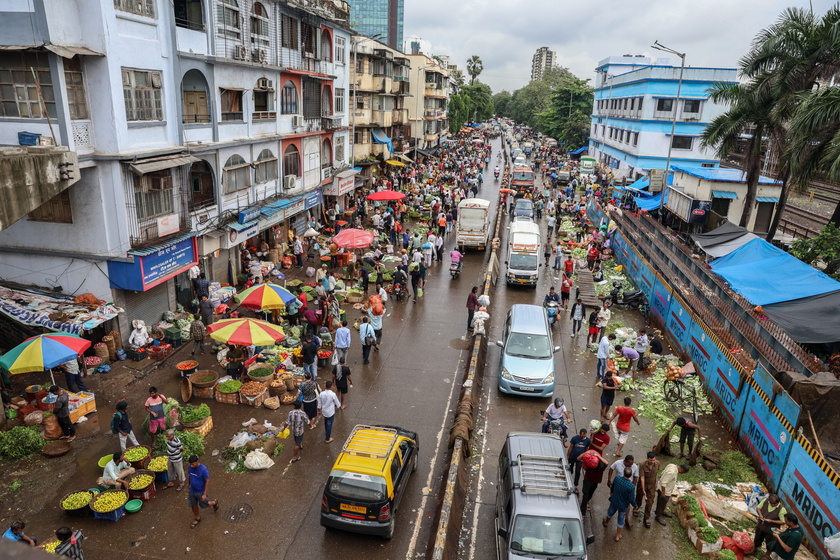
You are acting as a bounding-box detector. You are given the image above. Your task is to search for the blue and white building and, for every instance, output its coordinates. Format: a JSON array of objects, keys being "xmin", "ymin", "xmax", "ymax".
[{"xmin": 588, "ymin": 56, "xmax": 738, "ymax": 180}]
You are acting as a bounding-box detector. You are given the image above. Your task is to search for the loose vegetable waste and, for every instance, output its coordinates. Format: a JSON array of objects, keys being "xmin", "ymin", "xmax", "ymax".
[
  {"xmin": 0, "ymin": 426, "xmax": 45, "ymax": 460},
  {"xmin": 179, "ymin": 403, "xmax": 211, "ymax": 424},
  {"xmin": 61, "ymin": 492, "xmax": 92, "ymax": 510},
  {"xmin": 239, "ymin": 381, "xmax": 266, "ymax": 396},
  {"xmin": 128, "ymin": 474, "xmax": 154, "ymax": 490},
  {"xmin": 123, "ymin": 446, "xmax": 149, "ymax": 462},
  {"xmin": 148, "ymin": 456, "xmax": 168, "ymax": 472},
  {"xmin": 218, "ymin": 380, "xmax": 243, "ymax": 393},
  {"xmin": 91, "ymin": 491, "xmax": 128, "ymax": 512}
]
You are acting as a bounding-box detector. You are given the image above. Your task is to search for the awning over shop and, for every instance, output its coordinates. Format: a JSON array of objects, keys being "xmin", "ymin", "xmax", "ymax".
[
  {"xmin": 756, "ymin": 196, "xmax": 780, "ymax": 203},
  {"xmin": 0, "ymin": 44, "xmax": 104, "ymax": 57},
  {"xmin": 129, "ymin": 154, "xmax": 201, "ymax": 175},
  {"xmin": 711, "ymin": 190, "xmax": 738, "ymax": 199},
  {"xmin": 396, "ymin": 153, "xmax": 415, "ymax": 163},
  {"xmin": 569, "ymin": 146, "xmax": 588, "ymax": 155},
  {"xmin": 627, "ymin": 176, "xmax": 650, "ymax": 190},
  {"xmin": 371, "ymin": 129, "xmax": 393, "ymax": 153},
  {"xmin": 0, "ymin": 286, "xmax": 121, "ymax": 335},
  {"xmin": 691, "ymin": 221, "xmax": 757, "ymax": 258}
]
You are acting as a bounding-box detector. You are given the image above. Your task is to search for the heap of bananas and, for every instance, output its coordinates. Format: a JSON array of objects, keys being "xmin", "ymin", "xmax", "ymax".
[
  {"xmin": 148, "ymin": 456, "xmax": 168, "ymax": 472},
  {"xmin": 123, "ymin": 447, "xmax": 149, "ymax": 462},
  {"xmin": 91, "ymin": 491, "xmax": 127, "ymax": 512},
  {"xmin": 61, "ymin": 491, "xmax": 92, "ymax": 510},
  {"xmin": 128, "ymin": 474, "xmax": 154, "ymax": 490},
  {"xmin": 43, "ymin": 540, "xmax": 60, "ymax": 553}
]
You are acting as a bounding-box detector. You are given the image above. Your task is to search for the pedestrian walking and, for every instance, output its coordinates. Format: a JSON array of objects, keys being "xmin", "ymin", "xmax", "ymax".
[
  {"xmin": 163, "ymin": 429, "xmax": 186, "ymax": 491},
  {"xmin": 569, "ymin": 298, "xmax": 586, "ymax": 338},
  {"xmin": 187, "ymin": 455, "xmax": 219, "ymax": 528},
  {"xmin": 597, "ymin": 370, "xmax": 620, "ymax": 423},
  {"xmin": 49, "ymin": 385, "xmax": 75, "ymax": 442},
  {"xmin": 589, "ymin": 423, "xmax": 611, "ymax": 454},
  {"xmin": 635, "ymin": 452, "xmax": 661, "ymax": 528},
  {"xmin": 466, "ymin": 286, "xmax": 479, "ymax": 331},
  {"xmin": 603, "ymin": 467, "xmax": 638, "ymax": 541},
  {"xmin": 112, "ymin": 400, "xmax": 140, "ymax": 450},
  {"xmin": 53, "ymin": 527, "xmax": 84, "ymax": 559},
  {"xmin": 586, "ymin": 308, "xmax": 600, "ymax": 345},
  {"xmin": 293, "ymin": 236, "xmax": 303, "ymax": 267},
  {"xmin": 301, "ymin": 334, "xmax": 318, "ymax": 380},
  {"xmin": 283, "ymin": 401, "xmax": 308, "ymax": 463},
  {"xmin": 318, "ymin": 380, "xmax": 342, "ymax": 444},
  {"xmin": 597, "ymin": 303, "xmax": 611, "ymax": 339},
  {"xmin": 198, "ymin": 295, "xmax": 215, "ymax": 325},
  {"xmin": 566, "ymin": 428, "xmax": 591, "ymax": 492},
  {"xmin": 654, "ymin": 462, "xmax": 689, "ymax": 525},
  {"xmin": 578, "ymin": 449, "xmax": 609, "ymax": 513},
  {"xmin": 435, "ymin": 234, "xmax": 444, "ymax": 262},
  {"xmin": 596, "ymin": 333, "xmax": 616, "ymax": 379},
  {"xmin": 59, "ymin": 358, "xmax": 87, "ymax": 393},
  {"xmin": 144, "ymin": 387, "xmax": 168, "ymax": 435},
  {"xmin": 331, "ymin": 357, "xmax": 353, "ymax": 409},
  {"xmin": 190, "ymin": 318, "xmax": 207, "ymax": 355},
  {"xmin": 609, "ymin": 397, "xmax": 640, "ymax": 457},
  {"xmin": 409, "ymin": 263, "xmax": 422, "ymax": 303},
  {"xmin": 366, "ymin": 297, "xmax": 386, "ymax": 345},
  {"xmin": 334, "ymin": 320, "xmax": 351, "ymax": 365},
  {"xmin": 360, "ymin": 316, "xmax": 376, "ymax": 365},
  {"xmin": 299, "ymin": 372, "xmax": 319, "ymax": 430},
  {"xmin": 607, "ymin": 455, "xmax": 639, "ymax": 528}
]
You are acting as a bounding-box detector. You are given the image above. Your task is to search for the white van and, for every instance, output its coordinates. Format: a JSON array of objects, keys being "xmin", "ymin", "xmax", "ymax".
[{"xmin": 505, "ymin": 221, "xmax": 541, "ymax": 287}]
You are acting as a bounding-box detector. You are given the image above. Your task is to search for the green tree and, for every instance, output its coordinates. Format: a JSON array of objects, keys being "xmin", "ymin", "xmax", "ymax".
[
  {"xmin": 461, "ymin": 82, "xmax": 495, "ymax": 122},
  {"xmin": 493, "ymin": 90, "xmax": 512, "ymax": 117},
  {"xmin": 789, "ymin": 223, "xmax": 840, "ymax": 279},
  {"xmin": 537, "ymin": 75, "xmax": 594, "ymax": 149},
  {"xmin": 466, "ymin": 55, "xmax": 483, "ymax": 85},
  {"xmin": 448, "ymin": 93, "xmax": 469, "ymax": 133},
  {"xmin": 787, "ymin": 87, "xmax": 840, "ymax": 188},
  {"xmin": 502, "ymin": 67, "xmax": 574, "ymax": 129}
]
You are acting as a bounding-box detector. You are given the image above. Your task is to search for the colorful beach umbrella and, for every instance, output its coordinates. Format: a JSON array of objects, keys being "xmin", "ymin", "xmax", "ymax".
[
  {"xmin": 207, "ymin": 318, "xmax": 285, "ymax": 346},
  {"xmin": 235, "ymin": 283, "xmax": 297, "ymax": 310},
  {"xmin": 333, "ymin": 228, "xmax": 375, "ymax": 249},
  {"xmin": 367, "ymin": 190, "xmax": 406, "ymax": 201},
  {"xmin": 0, "ymin": 333, "xmax": 92, "ymax": 374}
]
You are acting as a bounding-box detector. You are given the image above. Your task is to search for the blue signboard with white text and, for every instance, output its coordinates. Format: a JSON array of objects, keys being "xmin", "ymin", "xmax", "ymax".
[{"xmin": 107, "ymin": 237, "xmax": 198, "ymax": 292}]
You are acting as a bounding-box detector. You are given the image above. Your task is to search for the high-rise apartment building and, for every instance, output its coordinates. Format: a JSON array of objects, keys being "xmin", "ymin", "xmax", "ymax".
[
  {"xmin": 531, "ymin": 47, "xmax": 556, "ymax": 81},
  {"xmin": 351, "ymin": 0, "xmax": 404, "ymax": 51}
]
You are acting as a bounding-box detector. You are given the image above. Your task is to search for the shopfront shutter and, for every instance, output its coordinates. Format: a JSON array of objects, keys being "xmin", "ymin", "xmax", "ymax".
[{"xmin": 121, "ymin": 282, "xmax": 172, "ymax": 327}]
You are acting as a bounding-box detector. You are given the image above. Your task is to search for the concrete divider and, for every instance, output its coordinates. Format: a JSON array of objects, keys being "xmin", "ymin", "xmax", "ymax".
[{"xmin": 427, "ymin": 148, "xmax": 510, "ymax": 560}]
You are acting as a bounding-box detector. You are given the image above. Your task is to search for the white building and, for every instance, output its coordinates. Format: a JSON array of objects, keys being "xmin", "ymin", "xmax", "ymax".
[
  {"xmin": 531, "ymin": 47, "xmax": 556, "ymax": 81},
  {"xmin": 0, "ymin": 0, "xmax": 352, "ymax": 336},
  {"xmin": 406, "ymin": 54, "xmax": 449, "ymax": 151}
]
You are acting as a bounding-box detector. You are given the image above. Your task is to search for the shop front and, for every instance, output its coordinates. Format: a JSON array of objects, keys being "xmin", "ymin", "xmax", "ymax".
[
  {"xmin": 323, "ymin": 169, "xmax": 357, "ymax": 214},
  {"xmin": 107, "ymin": 234, "xmax": 199, "ymax": 333}
]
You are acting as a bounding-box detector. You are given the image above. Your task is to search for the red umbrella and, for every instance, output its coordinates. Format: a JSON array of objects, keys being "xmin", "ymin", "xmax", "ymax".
[
  {"xmin": 333, "ymin": 228, "xmax": 375, "ymax": 249},
  {"xmin": 366, "ymin": 190, "xmax": 406, "ymax": 201}
]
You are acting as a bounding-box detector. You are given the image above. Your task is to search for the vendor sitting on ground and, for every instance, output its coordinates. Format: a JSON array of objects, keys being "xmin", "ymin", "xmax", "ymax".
[{"xmin": 97, "ymin": 451, "xmax": 135, "ymax": 489}]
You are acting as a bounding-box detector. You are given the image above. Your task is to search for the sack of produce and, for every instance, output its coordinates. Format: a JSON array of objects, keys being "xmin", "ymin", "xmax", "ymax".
[
  {"xmin": 243, "ymin": 449, "xmax": 274, "ymax": 470},
  {"xmin": 43, "ymin": 415, "xmax": 63, "ymax": 440},
  {"xmin": 264, "ymin": 396, "xmax": 281, "ymax": 410}
]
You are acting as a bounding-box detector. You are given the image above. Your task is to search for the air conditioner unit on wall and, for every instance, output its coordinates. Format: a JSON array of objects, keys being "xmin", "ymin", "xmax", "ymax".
[
  {"xmin": 284, "ymin": 175, "xmax": 296, "ymax": 189},
  {"xmin": 292, "ymin": 115, "xmax": 304, "ymax": 128},
  {"xmin": 257, "ymin": 78, "xmax": 273, "ymax": 90},
  {"xmin": 233, "ymin": 45, "xmax": 248, "ymax": 60},
  {"xmin": 254, "ymin": 49, "xmax": 268, "ymax": 63}
]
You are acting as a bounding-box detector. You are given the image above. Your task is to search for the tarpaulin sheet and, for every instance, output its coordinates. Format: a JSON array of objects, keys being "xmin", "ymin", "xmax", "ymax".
[
  {"xmin": 710, "ymin": 238, "xmax": 840, "ymax": 305},
  {"xmin": 635, "ymin": 190, "xmax": 667, "ymax": 211},
  {"xmin": 691, "ymin": 221, "xmax": 757, "ymax": 258},
  {"xmin": 763, "ymin": 290, "xmax": 840, "ymax": 343},
  {"xmin": 775, "ymin": 370, "xmax": 840, "ymax": 456}
]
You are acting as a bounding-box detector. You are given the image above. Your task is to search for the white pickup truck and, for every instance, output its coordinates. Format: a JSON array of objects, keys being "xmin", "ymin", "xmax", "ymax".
[{"xmin": 456, "ymin": 198, "xmax": 491, "ymax": 250}]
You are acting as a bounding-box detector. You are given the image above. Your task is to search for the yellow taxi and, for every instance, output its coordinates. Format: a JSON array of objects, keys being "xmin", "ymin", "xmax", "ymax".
[{"xmin": 320, "ymin": 424, "xmax": 419, "ymax": 540}]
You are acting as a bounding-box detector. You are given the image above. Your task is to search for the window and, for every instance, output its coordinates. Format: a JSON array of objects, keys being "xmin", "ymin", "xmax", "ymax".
[
  {"xmin": 220, "ymin": 88, "xmax": 243, "ymax": 121},
  {"xmin": 355, "ymin": 95, "xmax": 368, "ymax": 110},
  {"xmin": 122, "ymin": 69, "xmax": 163, "ymax": 121},
  {"xmin": 623, "ymin": 99, "xmax": 628, "ymax": 110},
  {"xmin": 321, "ymin": 139, "xmax": 332, "ymax": 168},
  {"xmin": 335, "ymin": 36, "xmax": 346, "ymax": 64},
  {"xmin": 302, "ymin": 79, "xmax": 320, "ymax": 119},
  {"xmin": 684, "ymin": 99, "xmax": 701, "ymax": 113},
  {"xmin": 250, "ymin": 3, "xmax": 269, "ymax": 46},
  {"xmin": 216, "ymin": 0, "xmax": 240, "ymax": 39},
  {"xmin": 637, "ymin": 97, "xmax": 643, "ymax": 111},
  {"xmin": 255, "ymin": 149, "xmax": 278, "ymax": 183},
  {"xmin": 134, "ymin": 171, "xmax": 174, "ymax": 221},
  {"xmin": 633, "ymin": 132, "xmax": 639, "ymax": 146},
  {"xmin": 334, "ymin": 87, "xmax": 345, "ymax": 114},
  {"xmin": 253, "ymin": 79, "xmax": 275, "ymax": 119},
  {"xmin": 29, "ymin": 190, "xmax": 72, "ymax": 223},
  {"xmin": 354, "ymin": 129, "xmax": 367, "ymax": 144},
  {"xmin": 656, "ymin": 98, "xmax": 673, "ymax": 112},
  {"xmin": 301, "ymin": 23, "xmax": 316, "ymax": 56},
  {"xmin": 114, "ymin": 0, "xmax": 155, "ymax": 18},
  {"xmin": 320, "ymin": 30, "xmax": 332, "ymax": 61},
  {"xmin": 174, "ymin": 0, "xmax": 204, "ymax": 31},
  {"xmin": 283, "ymin": 145, "xmax": 300, "ymax": 177},
  {"xmin": 0, "ymin": 52, "xmax": 55, "ymax": 118},
  {"xmin": 223, "ymin": 154, "xmax": 250, "ymax": 192},
  {"xmin": 629, "ymin": 98, "xmax": 635, "ymax": 111},
  {"xmin": 281, "ymin": 15, "xmax": 298, "ymax": 49},
  {"xmin": 63, "ymin": 57, "xmax": 88, "ymax": 120},
  {"xmin": 335, "ymin": 139, "xmax": 344, "ymax": 162},
  {"xmin": 321, "ymin": 87, "xmax": 332, "ymax": 116},
  {"xmin": 281, "ymin": 81, "xmax": 298, "ymax": 114},
  {"xmin": 671, "ymin": 136, "xmax": 693, "ymax": 150}
]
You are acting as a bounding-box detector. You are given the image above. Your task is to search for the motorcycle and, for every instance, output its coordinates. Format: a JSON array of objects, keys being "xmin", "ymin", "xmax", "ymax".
[
  {"xmin": 539, "ymin": 412, "xmax": 568, "ymax": 446},
  {"xmin": 392, "ymin": 282, "xmax": 405, "ymax": 302},
  {"xmin": 450, "ymin": 261, "xmax": 461, "ymax": 278},
  {"xmin": 603, "ymin": 281, "xmax": 648, "ymax": 310},
  {"xmin": 494, "ymin": 171, "xmax": 500, "ymax": 180},
  {"xmin": 545, "ymin": 301, "xmax": 560, "ymax": 326}
]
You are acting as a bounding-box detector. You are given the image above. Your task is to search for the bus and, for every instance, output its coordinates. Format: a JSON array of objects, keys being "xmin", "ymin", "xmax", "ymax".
[
  {"xmin": 511, "ymin": 164, "xmax": 536, "ymax": 196},
  {"xmin": 579, "ymin": 157, "xmax": 596, "ymax": 175}
]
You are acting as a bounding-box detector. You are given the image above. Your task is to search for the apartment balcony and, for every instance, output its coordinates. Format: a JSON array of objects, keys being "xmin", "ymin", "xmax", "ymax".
[
  {"xmin": 354, "ymin": 74, "xmax": 378, "ymax": 93},
  {"xmin": 424, "ymin": 109, "xmax": 445, "ymax": 120},
  {"xmin": 354, "ymin": 108, "xmax": 373, "ymax": 126},
  {"xmin": 285, "ymin": 0, "xmax": 349, "ymax": 24},
  {"xmin": 279, "ymin": 50, "xmax": 334, "ymax": 76},
  {"xmin": 392, "ymin": 108, "xmax": 409, "ymax": 124},
  {"xmin": 372, "ymin": 110, "xmax": 393, "ymax": 127},
  {"xmin": 322, "ymin": 116, "xmax": 343, "ymax": 130}
]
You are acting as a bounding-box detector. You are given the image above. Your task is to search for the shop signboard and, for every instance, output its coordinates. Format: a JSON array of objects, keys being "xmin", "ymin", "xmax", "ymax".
[
  {"xmin": 325, "ymin": 170, "xmax": 356, "ymax": 196},
  {"xmin": 228, "ymin": 223, "xmax": 259, "ymax": 246},
  {"xmin": 157, "ymin": 214, "xmax": 180, "ymax": 236},
  {"xmin": 305, "ymin": 189, "xmax": 322, "ymax": 210},
  {"xmin": 108, "ymin": 237, "xmax": 198, "ymax": 292},
  {"xmin": 285, "ymin": 197, "xmax": 306, "ymax": 219},
  {"xmin": 238, "ymin": 206, "xmax": 261, "ymax": 224}
]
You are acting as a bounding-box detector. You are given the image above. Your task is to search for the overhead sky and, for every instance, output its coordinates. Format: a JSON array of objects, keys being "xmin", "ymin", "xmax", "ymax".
[{"xmin": 405, "ymin": 0, "xmax": 834, "ymax": 93}]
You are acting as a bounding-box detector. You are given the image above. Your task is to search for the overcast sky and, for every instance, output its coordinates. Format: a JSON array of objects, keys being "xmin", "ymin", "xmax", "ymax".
[{"xmin": 405, "ymin": 0, "xmax": 835, "ymax": 93}]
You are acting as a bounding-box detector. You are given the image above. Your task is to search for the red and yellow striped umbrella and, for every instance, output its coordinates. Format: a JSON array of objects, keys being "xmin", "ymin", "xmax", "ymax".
[{"xmin": 207, "ymin": 318, "xmax": 285, "ymax": 346}]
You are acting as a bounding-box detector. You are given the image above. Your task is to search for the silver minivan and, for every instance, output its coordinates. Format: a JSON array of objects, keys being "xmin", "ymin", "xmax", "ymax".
[
  {"xmin": 496, "ymin": 432, "xmax": 593, "ymax": 560},
  {"xmin": 496, "ymin": 305, "xmax": 559, "ymax": 398}
]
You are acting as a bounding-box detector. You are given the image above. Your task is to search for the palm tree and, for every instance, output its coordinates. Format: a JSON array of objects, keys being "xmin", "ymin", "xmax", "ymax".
[
  {"xmin": 466, "ymin": 55, "xmax": 483, "ymax": 85},
  {"xmin": 787, "ymin": 87, "xmax": 840, "ymax": 188},
  {"xmin": 701, "ymin": 83, "xmax": 775, "ymax": 229}
]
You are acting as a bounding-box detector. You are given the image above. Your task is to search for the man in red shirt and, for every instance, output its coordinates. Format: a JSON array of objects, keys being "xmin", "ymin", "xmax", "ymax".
[
  {"xmin": 589, "ymin": 423, "xmax": 611, "ymax": 453},
  {"xmin": 578, "ymin": 449, "xmax": 609, "ymax": 513},
  {"xmin": 563, "ymin": 254, "xmax": 575, "ymax": 276},
  {"xmin": 560, "ymin": 272, "xmax": 573, "ymax": 310},
  {"xmin": 610, "ymin": 397, "xmax": 641, "ymax": 457}
]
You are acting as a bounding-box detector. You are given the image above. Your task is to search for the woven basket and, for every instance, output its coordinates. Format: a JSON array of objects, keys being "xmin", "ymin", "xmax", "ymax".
[
  {"xmin": 189, "ymin": 370, "xmax": 219, "ymax": 388},
  {"xmin": 180, "ymin": 416, "xmax": 209, "ymax": 429},
  {"xmin": 102, "ymin": 336, "xmax": 116, "ymax": 361},
  {"xmin": 269, "ymin": 383, "xmax": 288, "ymax": 397}
]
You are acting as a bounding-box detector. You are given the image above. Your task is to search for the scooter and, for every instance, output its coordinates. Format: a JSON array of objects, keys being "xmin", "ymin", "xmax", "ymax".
[
  {"xmin": 450, "ymin": 261, "xmax": 461, "ymax": 278},
  {"xmin": 539, "ymin": 412, "xmax": 568, "ymax": 446},
  {"xmin": 603, "ymin": 281, "xmax": 648, "ymax": 310},
  {"xmin": 392, "ymin": 282, "xmax": 405, "ymax": 302},
  {"xmin": 545, "ymin": 301, "xmax": 560, "ymax": 326},
  {"xmin": 494, "ymin": 170, "xmax": 500, "ymax": 180}
]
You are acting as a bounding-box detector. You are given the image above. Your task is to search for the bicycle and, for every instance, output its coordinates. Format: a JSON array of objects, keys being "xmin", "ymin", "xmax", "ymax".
[{"xmin": 662, "ymin": 377, "xmax": 699, "ymax": 423}]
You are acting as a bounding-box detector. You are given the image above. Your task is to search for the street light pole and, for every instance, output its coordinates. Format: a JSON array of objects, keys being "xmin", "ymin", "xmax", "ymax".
[{"xmin": 651, "ymin": 40, "xmax": 686, "ymax": 212}]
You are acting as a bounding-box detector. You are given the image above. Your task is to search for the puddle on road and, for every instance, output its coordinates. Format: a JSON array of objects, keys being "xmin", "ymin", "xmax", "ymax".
[{"xmin": 450, "ymin": 338, "xmax": 472, "ymax": 350}]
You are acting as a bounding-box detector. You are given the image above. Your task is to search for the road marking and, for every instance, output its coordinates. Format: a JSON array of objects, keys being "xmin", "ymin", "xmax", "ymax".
[{"xmin": 406, "ymin": 342, "xmax": 469, "ymax": 558}]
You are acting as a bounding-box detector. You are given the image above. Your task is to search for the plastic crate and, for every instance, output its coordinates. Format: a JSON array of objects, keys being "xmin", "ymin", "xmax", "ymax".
[
  {"xmin": 93, "ymin": 505, "xmax": 126, "ymax": 521},
  {"xmin": 18, "ymin": 131, "xmax": 40, "ymax": 146}
]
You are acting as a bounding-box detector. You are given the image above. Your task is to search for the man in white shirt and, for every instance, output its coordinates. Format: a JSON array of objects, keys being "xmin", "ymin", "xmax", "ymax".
[
  {"xmin": 597, "ymin": 303, "xmax": 612, "ymax": 338},
  {"xmin": 376, "ymin": 282, "xmax": 389, "ymax": 303},
  {"xmin": 318, "ymin": 381, "xmax": 343, "ymax": 444},
  {"xmin": 597, "ymin": 333, "xmax": 617, "ymax": 379},
  {"xmin": 634, "ymin": 329, "xmax": 650, "ymax": 360}
]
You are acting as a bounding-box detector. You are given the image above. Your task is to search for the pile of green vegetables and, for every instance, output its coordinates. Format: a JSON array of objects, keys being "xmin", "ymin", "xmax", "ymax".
[
  {"xmin": 0, "ymin": 426, "xmax": 44, "ymax": 460},
  {"xmin": 683, "ymin": 495, "xmax": 721, "ymax": 543},
  {"xmin": 154, "ymin": 430, "xmax": 205, "ymax": 458},
  {"xmin": 179, "ymin": 403, "xmax": 211, "ymax": 424},
  {"xmin": 217, "ymin": 380, "xmax": 243, "ymax": 393}
]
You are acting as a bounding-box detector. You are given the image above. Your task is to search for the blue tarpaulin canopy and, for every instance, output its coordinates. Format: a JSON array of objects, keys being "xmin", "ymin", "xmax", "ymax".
[
  {"xmin": 710, "ymin": 238, "xmax": 840, "ymax": 305},
  {"xmin": 569, "ymin": 146, "xmax": 588, "ymax": 155},
  {"xmin": 635, "ymin": 190, "xmax": 668, "ymax": 211},
  {"xmin": 627, "ymin": 177, "xmax": 650, "ymax": 190},
  {"xmin": 371, "ymin": 129, "xmax": 393, "ymax": 153}
]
